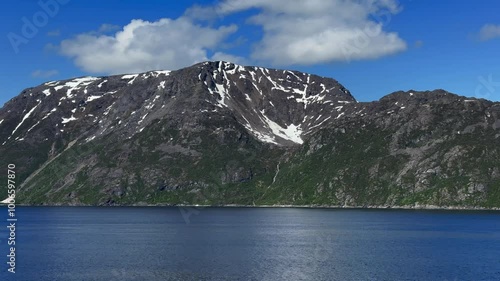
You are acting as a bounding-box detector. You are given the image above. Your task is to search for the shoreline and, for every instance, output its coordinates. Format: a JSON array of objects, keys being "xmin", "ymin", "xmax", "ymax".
[{"xmin": 4, "ymin": 203, "xmax": 500, "ymax": 211}]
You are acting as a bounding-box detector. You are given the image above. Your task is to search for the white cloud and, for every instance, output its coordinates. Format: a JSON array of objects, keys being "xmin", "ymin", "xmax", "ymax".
[
  {"xmin": 478, "ymin": 24, "xmax": 500, "ymax": 42},
  {"xmin": 97, "ymin": 24, "xmax": 121, "ymax": 34},
  {"xmin": 190, "ymin": 0, "xmax": 407, "ymax": 65},
  {"xmin": 58, "ymin": 18, "xmax": 238, "ymax": 74},
  {"xmin": 58, "ymin": 0, "xmax": 407, "ymax": 74},
  {"xmin": 211, "ymin": 52, "xmax": 247, "ymax": 64},
  {"xmin": 32, "ymin": 69, "xmax": 59, "ymax": 78}
]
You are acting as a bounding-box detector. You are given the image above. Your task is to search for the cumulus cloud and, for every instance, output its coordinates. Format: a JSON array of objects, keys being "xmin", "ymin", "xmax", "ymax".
[
  {"xmin": 478, "ymin": 24, "xmax": 500, "ymax": 42},
  {"xmin": 32, "ymin": 69, "xmax": 59, "ymax": 78},
  {"xmin": 58, "ymin": 18, "xmax": 238, "ymax": 74},
  {"xmin": 97, "ymin": 24, "xmax": 121, "ymax": 34},
  {"xmin": 189, "ymin": 0, "xmax": 407, "ymax": 65},
  {"xmin": 58, "ymin": 0, "xmax": 407, "ymax": 74}
]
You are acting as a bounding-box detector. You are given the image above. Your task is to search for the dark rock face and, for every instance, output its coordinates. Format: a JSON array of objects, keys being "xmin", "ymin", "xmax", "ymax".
[
  {"xmin": 0, "ymin": 61, "xmax": 354, "ymax": 147},
  {"xmin": 0, "ymin": 61, "xmax": 499, "ymax": 207}
]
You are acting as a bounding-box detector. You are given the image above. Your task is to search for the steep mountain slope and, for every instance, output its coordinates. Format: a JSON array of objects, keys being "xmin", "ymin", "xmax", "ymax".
[
  {"xmin": 265, "ymin": 91, "xmax": 500, "ymax": 208},
  {"xmin": 0, "ymin": 61, "xmax": 499, "ymax": 207}
]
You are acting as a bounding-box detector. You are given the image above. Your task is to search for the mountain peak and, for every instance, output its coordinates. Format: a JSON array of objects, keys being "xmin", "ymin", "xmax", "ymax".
[
  {"xmin": 192, "ymin": 60, "xmax": 356, "ymax": 145},
  {"xmin": 0, "ymin": 61, "xmax": 355, "ymax": 147}
]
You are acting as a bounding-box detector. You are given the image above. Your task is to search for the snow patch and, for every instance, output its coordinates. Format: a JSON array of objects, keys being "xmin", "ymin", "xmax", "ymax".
[
  {"xmin": 320, "ymin": 83, "xmax": 328, "ymax": 93},
  {"xmin": 86, "ymin": 95, "xmax": 103, "ymax": 102},
  {"xmin": 268, "ymin": 75, "xmax": 291, "ymax": 93},
  {"xmin": 138, "ymin": 113, "xmax": 148, "ymax": 124},
  {"xmin": 307, "ymin": 116, "xmax": 332, "ymax": 131},
  {"xmin": 122, "ymin": 74, "xmax": 139, "ymax": 84},
  {"xmin": 153, "ymin": 70, "xmax": 171, "ymax": 76},
  {"xmin": 287, "ymin": 71, "xmax": 302, "ymax": 81},
  {"xmin": 242, "ymin": 123, "xmax": 279, "ymax": 145},
  {"xmin": 9, "ymin": 101, "xmax": 41, "ymax": 137},
  {"xmin": 151, "ymin": 95, "xmax": 161, "ymax": 104},
  {"xmin": 27, "ymin": 120, "xmax": 42, "ymax": 133},
  {"xmin": 208, "ymin": 67, "xmax": 230, "ymax": 108},
  {"xmin": 44, "ymin": 81, "xmax": 59, "ymax": 86},
  {"xmin": 64, "ymin": 77, "xmax": 100, "ymax": 98},
  {"xmin": 260, "ymin": 111, "xmax": 303, "ymax": 144},
  {"xmin": 252, "ymin": 82, "xmax": 264, "ymax": 96},
  {"xmin": 97, "ymin": 80, "xmax": 107, "ymax": 88},
  {"xmin": 103, "ymin": 103, "xmax": 114, "ymax": 116},
  {"xmin": 248, "ymin": 71, "xmax": 256, "ymax": 81},
  {"xmin": 61, "ymin": 116, "xmax": 77, "ymax": 124},
  {"xmin": 226, "ymin": 66, "xmax": 237, "ymax": 75},
  {"xmin": 214, "ymin": 83, "xmax": 228, "ymax": 107},
  {"xmin": 294, "ymin": 74, "xmax": 311, "ymax": 109}
]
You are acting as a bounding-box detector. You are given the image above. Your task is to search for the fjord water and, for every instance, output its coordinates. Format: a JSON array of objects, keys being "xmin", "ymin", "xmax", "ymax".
[{"xmin": 0, "ymin": 207, "xmax": 499, "ymax": 281}]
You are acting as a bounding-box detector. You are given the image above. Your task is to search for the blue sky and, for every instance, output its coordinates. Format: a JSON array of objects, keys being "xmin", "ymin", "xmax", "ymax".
[{"xmin": 1, "ymin": 0, "xmax": 500, "ymax": 107}]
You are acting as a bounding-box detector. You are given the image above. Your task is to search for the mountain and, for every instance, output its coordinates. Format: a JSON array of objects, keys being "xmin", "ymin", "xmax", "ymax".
[{"xmin": 1, "ymin": 61, "xmax": 499, "ymax": 208}]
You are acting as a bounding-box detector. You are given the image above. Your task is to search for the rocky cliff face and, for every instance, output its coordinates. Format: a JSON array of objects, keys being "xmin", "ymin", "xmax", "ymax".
[{"xmin": 0, "ymin": 61, "xmax": 499, "ymax": 207}]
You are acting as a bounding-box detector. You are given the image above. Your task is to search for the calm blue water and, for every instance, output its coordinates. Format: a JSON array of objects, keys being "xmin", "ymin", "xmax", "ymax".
[{"xmin": 0, "ymin": 207, "xmax": 499, "ymax": 281}]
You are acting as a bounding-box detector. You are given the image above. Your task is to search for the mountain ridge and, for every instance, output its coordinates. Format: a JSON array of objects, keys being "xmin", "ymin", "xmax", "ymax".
[
  {"xmin": 1, "ymin": 61, "xmax": 358, "ymax": 147},
  {"xmin": 1, "ymin": 61, "xmax": 499, "ymax": 207}
]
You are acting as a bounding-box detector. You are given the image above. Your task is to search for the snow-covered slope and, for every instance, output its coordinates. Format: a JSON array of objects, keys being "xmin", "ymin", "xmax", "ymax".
[
  {"xmin": 198, "ymin": 61, "xmax": 356, "ymax": 145},
  {"xmin": 0, "ymin": 61, "xmax": 355, "ymax": 147}
]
